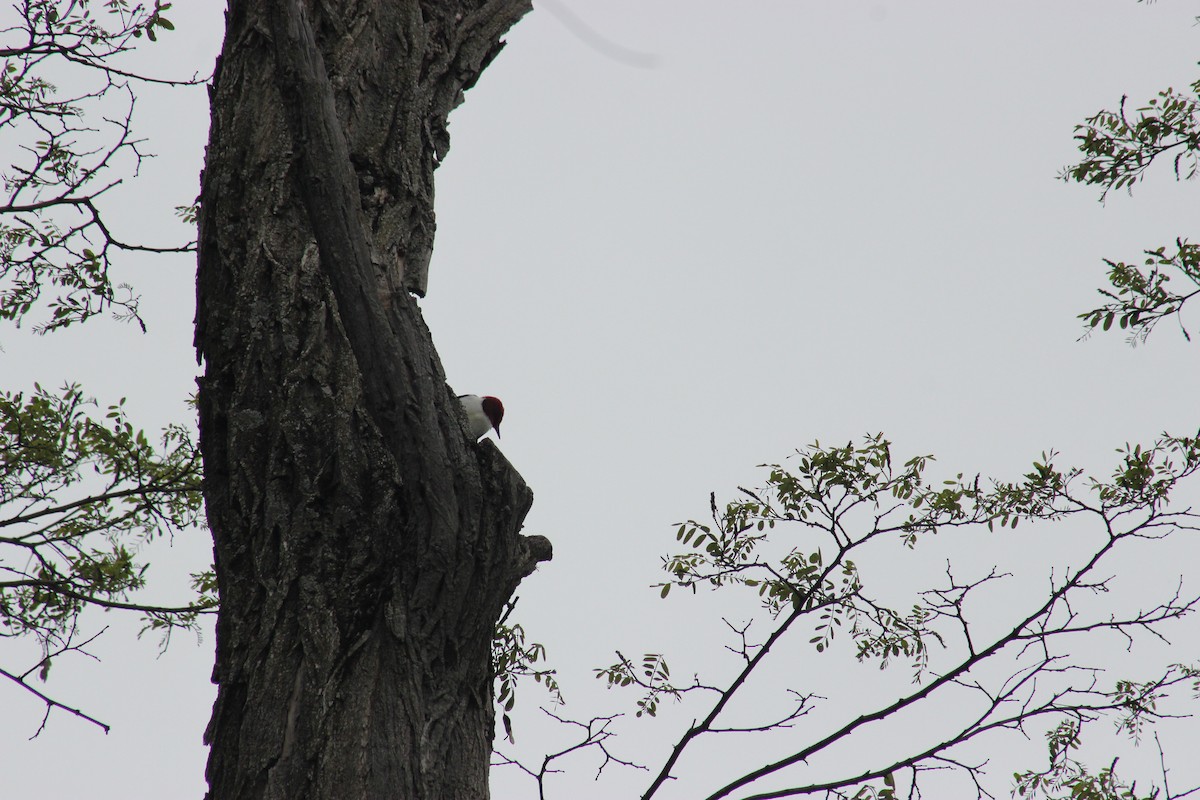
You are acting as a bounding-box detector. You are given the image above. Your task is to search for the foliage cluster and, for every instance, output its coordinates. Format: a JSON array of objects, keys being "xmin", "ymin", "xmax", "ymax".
[
  {"xmin": 1066, "ymin": 76, "xmax": 1200, "ymax": 342},
  {"xmin": 0, "ymin": 383, "xmax": 210, "ymax": 732},
  {"xmin": 1, "ymin": 0, "xmax": 208, "ymax": 734},
  {"xmin": 1, "ymin": 0, "xmax": 190, "ymax": 334}
]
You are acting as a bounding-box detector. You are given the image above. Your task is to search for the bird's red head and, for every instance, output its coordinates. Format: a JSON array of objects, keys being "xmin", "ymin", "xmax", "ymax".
[{"xmin": 481, "ymin": 396, "xmax": 504, "ymax": 438}]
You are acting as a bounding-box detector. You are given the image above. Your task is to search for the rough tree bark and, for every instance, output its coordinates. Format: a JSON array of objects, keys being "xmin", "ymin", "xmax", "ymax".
[{"xmin": 194, "ymin": 1, "xmax": 549, "ymax": 798}]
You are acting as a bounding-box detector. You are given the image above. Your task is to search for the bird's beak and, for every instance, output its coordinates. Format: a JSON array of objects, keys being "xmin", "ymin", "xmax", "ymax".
[{"xmin": 494, "ymin": 426, "xmax": 501, "ymax": 439}]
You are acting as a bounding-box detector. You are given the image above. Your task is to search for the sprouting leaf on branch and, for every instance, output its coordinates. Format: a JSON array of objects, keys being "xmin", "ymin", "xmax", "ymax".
[
  {"xmin": 493, "ymin": 598, "xmax": 562, "ymax": 743},
  {"xmin": 1077, "ymin": 239, "xmax": 1200, "ymax": 344},
  {"xmin": 595, "ymin": 651, "xmax": 683, "ymax": 719},
  {"xmin": 1063, "ymin": 78, "xmax": 1200, "ymax": 200}
]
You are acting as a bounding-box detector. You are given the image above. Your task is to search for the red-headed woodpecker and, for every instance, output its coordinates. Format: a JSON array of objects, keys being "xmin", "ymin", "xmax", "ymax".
[{"xmin": 458, "ymin": 394, "xmax": 504, "ymax": 440}]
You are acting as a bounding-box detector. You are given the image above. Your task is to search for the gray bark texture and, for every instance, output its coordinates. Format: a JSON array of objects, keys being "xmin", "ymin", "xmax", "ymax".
[{"xmin": 194, "ymin": 1, "xmax": 549, "ymax": 798}]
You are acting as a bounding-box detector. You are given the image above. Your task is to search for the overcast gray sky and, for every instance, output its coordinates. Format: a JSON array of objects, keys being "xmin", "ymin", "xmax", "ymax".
[{"xmin": 2, "ymin": 2, "xmax": 1198, "ymax": 798}]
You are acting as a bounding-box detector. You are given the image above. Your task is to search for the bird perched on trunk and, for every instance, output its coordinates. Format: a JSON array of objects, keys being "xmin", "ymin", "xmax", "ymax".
[{"xmin": 458, "ymin": 394, "xmax": 504, "ymax": 440}]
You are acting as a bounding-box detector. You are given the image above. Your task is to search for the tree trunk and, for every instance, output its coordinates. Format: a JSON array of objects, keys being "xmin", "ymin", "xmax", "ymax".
[{"xmin": 194, "ymin": 2, "xmax": 548, "ymax": 798}]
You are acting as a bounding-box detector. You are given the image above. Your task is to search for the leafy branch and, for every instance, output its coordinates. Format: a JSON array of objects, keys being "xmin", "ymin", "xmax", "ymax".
[
  {"xmin": 1064, "ymin": 76, "xmax": 1200, "ymax": 343},
  {"xmin": 1077, "ymin": 239, "xmax": 1200, "ymax": 343},
  {"xmin": 0, "ymin": 383, "xmax": 213, "ymax": 728},
  {"xmin": 494, "ymin": 596, "xmax": 563, "ymax": 744},
  {"xmin": 580, "ymin": 434, "xmax": 1200, "ymax": 800},
  {"xmin": 1, "ymin": 0, "xmax": 199, "ymax": 332}
]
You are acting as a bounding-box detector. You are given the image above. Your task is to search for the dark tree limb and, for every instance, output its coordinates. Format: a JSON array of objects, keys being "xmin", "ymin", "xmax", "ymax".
[{"xmin": 0, "ymin": 628, "xmax": 111, "ymax": 737}]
